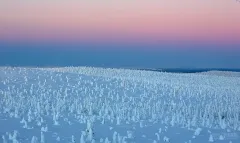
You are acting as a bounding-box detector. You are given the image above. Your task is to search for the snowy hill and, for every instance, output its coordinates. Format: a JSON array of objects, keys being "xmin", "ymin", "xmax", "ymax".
[
  {"xmin": 0, "ymin": 67, "xmax": 240, "ymax": 143},
  {"xmin": 198, "ymin": 71, "xmax": 240, "ymax": 77}
]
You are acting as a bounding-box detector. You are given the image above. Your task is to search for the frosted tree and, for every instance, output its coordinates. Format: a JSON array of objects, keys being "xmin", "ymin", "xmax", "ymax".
[{"xmin": 31, "ymin": 136, "xmax": 38, "ymax": 143}]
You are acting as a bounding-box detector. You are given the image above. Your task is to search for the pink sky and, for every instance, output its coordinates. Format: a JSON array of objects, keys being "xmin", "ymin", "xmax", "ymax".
[{"xmin": 0, "ymin": 0, "xmax": 240, "ymax": 45}]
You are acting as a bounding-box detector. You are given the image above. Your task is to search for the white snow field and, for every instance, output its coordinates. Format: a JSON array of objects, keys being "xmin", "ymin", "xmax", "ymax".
[{"xmin": 0, "ymin": 67, "xmax": 240, "ymax": 143}]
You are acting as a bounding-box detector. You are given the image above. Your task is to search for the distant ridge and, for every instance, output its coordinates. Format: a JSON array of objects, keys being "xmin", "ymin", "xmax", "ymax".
[
  {"xmin": 1, "ymin": 66, "xmax": 240, "ymax": 74},
  {"xmin": 138, "ymin": 68, "xmax": 240, "ymax": 73}
]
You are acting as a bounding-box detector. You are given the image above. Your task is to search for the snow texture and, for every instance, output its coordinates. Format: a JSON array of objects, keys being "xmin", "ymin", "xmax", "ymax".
[{"xmin": 0, "ymin": 67, "xmax": 240, "ymax": 143}]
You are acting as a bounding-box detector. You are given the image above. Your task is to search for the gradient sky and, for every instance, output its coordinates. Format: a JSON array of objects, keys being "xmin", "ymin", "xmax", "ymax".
[{"xmin": 0, "ymin": 0, "xmax": 240, "ymax": 68}]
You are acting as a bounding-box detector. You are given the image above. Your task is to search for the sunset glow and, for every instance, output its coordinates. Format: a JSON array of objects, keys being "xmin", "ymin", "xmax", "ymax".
[{"xmin": 1, "ymin": 0, "xmax": 240, "ymax": 45}]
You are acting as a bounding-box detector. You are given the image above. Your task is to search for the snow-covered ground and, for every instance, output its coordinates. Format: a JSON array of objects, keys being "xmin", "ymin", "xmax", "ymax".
[
  {"xmin": 0, "ymin": 67, "xmax": 240, "ymax": 143},
  {"xmin": 197, "ymin": 71, "xmax": 240, "ymax": 78}
]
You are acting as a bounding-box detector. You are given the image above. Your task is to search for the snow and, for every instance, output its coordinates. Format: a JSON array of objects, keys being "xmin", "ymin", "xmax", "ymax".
[
  {"xmin": 0, "ymin": 67, "xmax": 240, "ymax": 143},
  {"xmin": 198, "ymin": 71, "xmax": 240, "ymax": 77}
]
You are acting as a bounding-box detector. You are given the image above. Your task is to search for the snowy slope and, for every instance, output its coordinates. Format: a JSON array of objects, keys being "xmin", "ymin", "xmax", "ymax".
[
  {"xmin": 197, "ymin": 71, "xmax": 240, "ymax": 77},
  {"xmin": 0, "ymin": 67, "xmax": 240, "ymax": 143}
]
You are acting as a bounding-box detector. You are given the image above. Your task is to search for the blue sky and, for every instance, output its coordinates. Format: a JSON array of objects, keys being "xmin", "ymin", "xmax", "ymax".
[{"xmin": 1, "ymin": 43, "xmax": 239, "ymax": 68}]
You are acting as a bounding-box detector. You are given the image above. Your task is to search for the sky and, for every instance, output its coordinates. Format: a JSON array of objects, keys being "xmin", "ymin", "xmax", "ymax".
[{"xmin": 0, "ymin": 0, "xmax": 240, "ymax": 68}]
